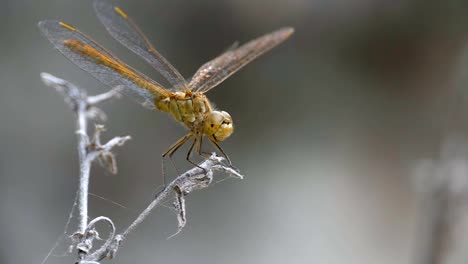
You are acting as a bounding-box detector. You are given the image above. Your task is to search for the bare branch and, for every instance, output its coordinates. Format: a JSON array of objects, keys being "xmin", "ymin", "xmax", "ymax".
[
  {"xmin": 87, "ymin": 86, "xmax": 122, "ymax": 105},
  {"xmin": 41, "ymin": 73, "xmax": 243, "ymax": 264},
  {"xmin": 90, "ymin": 154, "xmax": 242, "ymax": 262},
  {"xmin": 41, "ymin": 73, "xmax": 129, "ymax": 263}
]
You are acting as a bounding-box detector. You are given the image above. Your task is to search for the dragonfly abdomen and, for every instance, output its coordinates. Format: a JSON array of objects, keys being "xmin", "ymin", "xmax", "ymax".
[{"xmin": 62, "ymin": 38, "xmax": 171, "ymax": 98}]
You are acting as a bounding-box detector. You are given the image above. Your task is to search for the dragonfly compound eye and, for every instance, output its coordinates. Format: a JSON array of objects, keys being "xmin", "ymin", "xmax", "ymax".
[{"xmin": 205, "ymin": 111, "xmax": 234, "ymax": 142}]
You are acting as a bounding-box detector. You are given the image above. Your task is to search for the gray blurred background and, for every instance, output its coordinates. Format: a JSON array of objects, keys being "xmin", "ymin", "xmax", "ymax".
[{"xmin": 3, "ymin": 0, "xmax": 468, "ymax": 263}]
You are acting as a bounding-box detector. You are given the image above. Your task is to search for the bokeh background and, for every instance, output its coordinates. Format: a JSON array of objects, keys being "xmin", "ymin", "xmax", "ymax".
[{"xmin": 3, "ymin": 0, "xmax": 468, "ymax": 263}]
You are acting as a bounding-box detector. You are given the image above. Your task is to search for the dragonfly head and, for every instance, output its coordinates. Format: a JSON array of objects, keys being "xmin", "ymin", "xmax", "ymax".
[{"xmin": 204, "ymin": 111, "xmax": 234, "ymax": 142}]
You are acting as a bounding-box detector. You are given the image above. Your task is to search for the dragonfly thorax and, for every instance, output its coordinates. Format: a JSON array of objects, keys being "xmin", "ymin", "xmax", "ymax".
[
  {"xmin": 155, "ymin": 92, "xmax": 210, "ymax": 126},
  {"xmin": 154, "ymin": 92, "xmax": 233, "ymax": 141}
]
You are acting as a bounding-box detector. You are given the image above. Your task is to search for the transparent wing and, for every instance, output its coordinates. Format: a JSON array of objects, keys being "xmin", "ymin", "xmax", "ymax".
[
  {"xmin": 189, "ymin": 27, "xmax": 294, "ymax": 93},
  {"xmin": 38, "ymin": 20, "xmax": 172, "ymax": 109},
  {"xmin": 93, "ymin": 0, "xmax": 188, "ymax": 91}
]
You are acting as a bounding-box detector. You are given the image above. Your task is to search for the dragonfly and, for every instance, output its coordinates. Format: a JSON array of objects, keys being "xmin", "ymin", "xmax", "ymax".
[{"xmin": 38, "ymin": 0, "xmax": 294, "ymax": 174}]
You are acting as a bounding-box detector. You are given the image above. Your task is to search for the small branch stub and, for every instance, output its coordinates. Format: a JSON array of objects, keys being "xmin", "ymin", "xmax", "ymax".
[{"xmin": 89, "ymin": 124, "xmax": 131, "ymax": 174}]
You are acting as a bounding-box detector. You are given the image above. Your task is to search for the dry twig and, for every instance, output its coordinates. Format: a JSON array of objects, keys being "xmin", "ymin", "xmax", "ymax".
[{"xmin": 40, "ymin": 73, "xmax": 243, "ymax": 264}]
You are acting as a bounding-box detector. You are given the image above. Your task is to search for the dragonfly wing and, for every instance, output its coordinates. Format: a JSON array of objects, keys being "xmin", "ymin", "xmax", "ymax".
[
  {"xmin": 93, "ymin": 0, "xmax": 188, "ymax": 91},
  {"xmin": 189, "ymin": 27, "xmax": 294, "ymax": 93},
  {"xmin": 38, "ymin": 20, "xmax": 172, "ymax": 109}
]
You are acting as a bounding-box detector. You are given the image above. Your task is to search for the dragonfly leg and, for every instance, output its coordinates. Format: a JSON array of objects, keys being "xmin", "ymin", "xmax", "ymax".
[
  {"xmin": 196, "ymin": 133, "xmax": 211, "ymax": 158},
  {"xmin": 186, "ymin": 136, "xmax": 208, "ymax": 174},
  {"xmin": 163, "ymin": 132, "xmax": 194, "ymax": 158},
  {"xmin": 209, "ymin": 138, "xmax": 232, "ymax": 165},
  {"xmin": 161, "ymin": 133, "xmax": 193, "ymax": 187}
]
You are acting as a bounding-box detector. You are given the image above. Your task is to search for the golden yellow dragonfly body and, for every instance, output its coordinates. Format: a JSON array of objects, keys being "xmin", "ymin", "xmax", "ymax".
[{"xmin": 39, "ymin": 0, "xmax": 294, "ymax": 166}]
